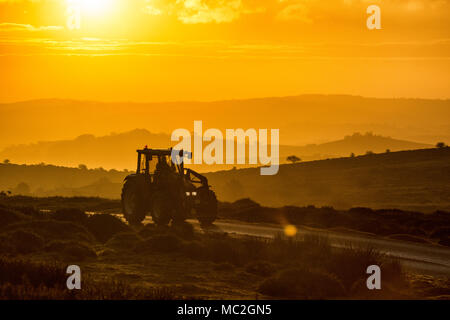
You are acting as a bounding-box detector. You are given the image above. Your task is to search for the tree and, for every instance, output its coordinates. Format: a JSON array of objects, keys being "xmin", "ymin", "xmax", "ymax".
[
  {"xmin": 436, "ymin": 142, "xmax": 447, "ymax": 148},
  {"xmin": 287, "ymin": 155, "xmax": 301, "ymax": 164},
  {"xmin": 350, "ymin": 153, "xmax": 355, "ymax": 158},
  {"xmin": 2, "ymin": 159, "xmax": 10, "ymax": 164},
  {"xmin": 385, "ymin": 149, "xmax": 391, "ymax": 153},
  {"xmin": 78, "ymin": 164, "xmax": 88, "ymax": 170},
  {"xmin": 366, "ymin": 151, "xmax": 374, "ymax": 155}
]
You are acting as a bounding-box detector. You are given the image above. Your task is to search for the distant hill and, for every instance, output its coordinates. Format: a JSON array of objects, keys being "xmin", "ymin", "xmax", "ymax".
[
  {"xmin": 1, "ymin": 95, "xmax": 449, "ymax": 150},
  {"xmin": 284, "ymin": 132, "xmax": 431, "ymax": 161},
  {"xmin": 0, "ymin": 129, "xmax": 170, "ymax": 170},
  {"xmin": 0, "ymin": 130, "xmax": 431, "ymax": 171},
  {"xmin": 0, "ymin": 147, "xmax": 449, "ymax": 212}
]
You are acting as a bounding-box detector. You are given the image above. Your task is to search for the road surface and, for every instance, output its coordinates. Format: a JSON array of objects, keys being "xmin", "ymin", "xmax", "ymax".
[
  {"xmin": 122, "ymin": 214, "xmax": 450, "ymax": 277},
  {"xmin": 189, "ymin": 219, "xmax": 450, "ymax": 277}
]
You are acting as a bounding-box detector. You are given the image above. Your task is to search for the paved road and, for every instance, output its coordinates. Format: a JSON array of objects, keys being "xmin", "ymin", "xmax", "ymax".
[
  {"xmin": 187, "ymin": 219, "xmax": 450, "ymax": 277},
  {"xmin": 119, "ymin": 214, "xmax": 450, "ymax": 276}
]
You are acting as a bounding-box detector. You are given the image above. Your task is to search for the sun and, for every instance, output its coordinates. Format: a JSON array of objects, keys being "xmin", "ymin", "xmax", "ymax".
[
  {"xmin": 68, "ymin": 0, "xmax": 114, "ymax": 16},
  {"xmin": 82, "ymin": 0, "xmax": 113, "ymax": 14}
]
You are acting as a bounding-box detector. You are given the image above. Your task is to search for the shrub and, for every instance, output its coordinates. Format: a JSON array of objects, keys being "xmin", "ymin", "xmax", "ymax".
[
  {"xmin": 430, "ymin": 227, "xmax": 450, "ymax": 239},
  {"xmin": 44, "ymin": 240, "xmax": 97, "ymax": 261},
  {"xmin": 0, "ymin": 257, "xmax": 176, "ymax": 300},
  {"xmin": 0, "ymin": 207, "xmax": 29, "ymax": 227},
  {"xmin": 245, "ymin": 261, "xmax": 276, "ymax": 277},
  {"xmin": 0, "ymin": 257, "xmax": 66, "ymax": 288},
  {"xmin": 326, "ymin": 246, "xmax": 382, "ymax": 289},
  {"xmin": 3, "ymin": 220, "xmax": 95, "ymax": 243},
  {"xmin": 62, "ymin": 242, "xmax": 97, "ymax": 261},
  {"xmin": 53, "ymin": 208, "xmax": 88, "ymax": 224},
  {"xmin": 85, "ymin": 214, "xmax": 130, "ymax": 243},
  {"xmin": 6, "ymin": 230, "xmax": 45, "ymax": 254},
  {"xmin": 438, "ymin": 237, "xmax": 450, "ymax": 247},
  {"xmin": 171, "ymin": 222, "xmax": 195, "ymax": 240},
  {"xmin": 106, "ymin": 232, "xmax": 142, "ymax": 251},
  {"xmin": 259, "ymin": 267, "xmax": 345, "ymax": 299},
  {"xmin": 134, "ymin": 234, "xmax": 183, "ymax": 253}
]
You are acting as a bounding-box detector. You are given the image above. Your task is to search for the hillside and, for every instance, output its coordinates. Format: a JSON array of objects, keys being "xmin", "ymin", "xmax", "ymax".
[
  {"xmin": 206, "ymin": 147, "xmax": 450, "ymax": 212},
  {"xmin": 0, "ymin": 129, "xmax": 431, "ymax": 171},
  {"xmin": 1, "ymin": 147, "xmax": 449, "ymax": 212}
]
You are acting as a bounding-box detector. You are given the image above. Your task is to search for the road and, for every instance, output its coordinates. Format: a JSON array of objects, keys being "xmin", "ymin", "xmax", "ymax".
[
  {"xmin": 122, "ymin": 214, "xmax": 450, "ymax": 276},
  {"xmin": 187, "ymin": 219, "xmax": 450, "ymax": 277}
]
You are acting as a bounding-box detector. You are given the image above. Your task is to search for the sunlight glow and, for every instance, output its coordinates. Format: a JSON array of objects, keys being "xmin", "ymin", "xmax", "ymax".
[
  {"xmin": 284, "ymin": 225, "xmax": 297, "ymax": 237},
  {"xmin": 68, "ymin": 0, "xmax": 114, "ymax": 16}
]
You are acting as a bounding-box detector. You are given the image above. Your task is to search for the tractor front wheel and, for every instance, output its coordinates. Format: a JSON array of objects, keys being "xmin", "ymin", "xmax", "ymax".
[{"xmin": 196, "ymin": 188, "xmax": 218, "ymax": 227}]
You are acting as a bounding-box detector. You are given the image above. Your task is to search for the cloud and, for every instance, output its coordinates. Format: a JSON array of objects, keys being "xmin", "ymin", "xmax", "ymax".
[
  {"xmin": 0, "ymin": 23, "xmax": 63, "ymax": 32},
  {"xmin": 178, "ymin": 0, "xmax": 242, "ymax": 23},
  {"xmin": 144, "ymin": 0, "xmax": 244, "ymax": 23},
  {"xmin": 276, "ymin": 2, "xmax": 312, "ymax": 22}
]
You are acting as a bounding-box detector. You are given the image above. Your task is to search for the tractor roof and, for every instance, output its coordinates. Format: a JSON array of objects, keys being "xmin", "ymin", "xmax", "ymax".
[
  {"xmin": 137, "ymin": 148, "xmax": 191, "ymax": 160},
  {"xmin": 137, "ymin": 148, "xmax": 173, "ymax": 156}
]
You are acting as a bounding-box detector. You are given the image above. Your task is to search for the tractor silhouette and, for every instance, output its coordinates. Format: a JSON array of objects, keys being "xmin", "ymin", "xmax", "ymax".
[{"xmin": 121, "ymin": 148, "xmax": 217, "ymax": 226}]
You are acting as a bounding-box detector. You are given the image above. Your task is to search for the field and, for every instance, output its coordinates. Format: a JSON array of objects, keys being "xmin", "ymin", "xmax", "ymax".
[{"xmin": 0, "ymin": 196, "xmax": 449, "ymax": 300}]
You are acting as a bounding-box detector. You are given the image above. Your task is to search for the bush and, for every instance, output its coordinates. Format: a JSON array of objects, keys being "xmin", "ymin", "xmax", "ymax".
[
  {"xmin": 62, "ymin": 242, "xmax": 97, "ymax": 261},
  {"xmin": 11, "ymin": 206, "xmax": 43, "ymax": 218},
  {"xmin": 0, "ymin": 207, "xmax": 29, "ymax": 227},
  {"xmin": 106, "ymin": 232, "xmax": 142, "ymax": 251},
  {"xmin": 0, "ymin": 257, "xmax": 176, "ymax": 300},
  {"xmin": 259, "ymin": 267, "xmax": 345, "ymax": 299},
  {"xmin": 438, "ymin": 237, "xmax": 450, "ymax": 247},
  {"xmin": 45, "ymin": 240, "xmax": 97, "ymax": 260},
  {"xmin": 245, "ymin": 261, "xmax": 276, "ymax": 277},
  {"xmin": 326, "ymin": 247, "xmax": 382, "ymax": 289},
  {"xmin": 6, "ymin": 230, "xmax": 45, "ymax": 254},
  {"xmin": 85, "ymin": 214, "xmax": 130, "ymax": 243},
  {"xmin": 171, "ymin": 222, "xmax": 195, "ymax": 240},
  {"xmin": 0, "ymin": 257, "xmax": 66, "ymax": 288},
  {"xmin": 53, "ymin": 208, "xmax": 88, "ymax": 224},
  {"xmin": 3, "ymin": 220, "xmax": 95, "ymax": 243},
  {"xmin": 430, "ymin": 227, "xmax": 450, "ymax": 239},
  {"xmin": 134, "ymin": 234, "xmax": 183, "ymax": 253}
]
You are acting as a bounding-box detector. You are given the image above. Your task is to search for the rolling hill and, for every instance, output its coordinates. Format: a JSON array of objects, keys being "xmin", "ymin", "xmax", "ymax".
[
  {"xmin": 0, "ymin": 147, "xmax": 449, "ymax": 212},
  {"xmin": 1, "ymin": 95, "xmax": 449, "ymax": 151},
  {"xmin": 206, "ymin": 147, "xmax": 450, "ymax": 212},
  {"xmin": 0, "ymin": 130, "xmax": 431, "ymax": 171}
]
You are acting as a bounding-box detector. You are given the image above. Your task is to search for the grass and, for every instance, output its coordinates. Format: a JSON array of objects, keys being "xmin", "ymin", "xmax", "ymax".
[
  {"xmin": 0, "ymin": 257, "xmax": 176, "ymax": 300},
  {"xmin": 0, "ymin": 197, "xmax": 447, "ymax": 299},
  {"xmin": 218, "ymin": 200, "xmax": 450, "ymax": 245}
]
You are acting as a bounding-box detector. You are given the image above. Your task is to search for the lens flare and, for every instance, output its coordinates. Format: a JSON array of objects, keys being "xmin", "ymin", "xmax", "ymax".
[{"xmin": 284, "ymin": 225, "xmax": 297, "ymax": 237}]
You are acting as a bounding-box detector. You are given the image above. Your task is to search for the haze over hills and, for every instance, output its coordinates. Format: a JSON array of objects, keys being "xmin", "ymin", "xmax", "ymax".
[
  {"xmin": 0, "ymin": 129, "xmax": 431, "ymax": 171},
  {"xmin": 1, "ymin": 95, "xmax": 449, "ymax": 150}
]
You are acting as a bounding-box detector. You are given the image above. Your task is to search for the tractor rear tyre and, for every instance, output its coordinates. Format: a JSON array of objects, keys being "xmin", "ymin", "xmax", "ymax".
[
  {"xmin": 151, "ymin": 192, "xmax": 172, "ymax": 226},
  {"xmin": 121, "ymin": 178, "xmax": 147, "ymax": 225}
]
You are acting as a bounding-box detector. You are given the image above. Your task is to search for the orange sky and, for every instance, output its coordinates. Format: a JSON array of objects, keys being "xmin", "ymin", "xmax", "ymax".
[{"xmin": 0, "ymin": 0, "xmax": 449, "ymax": 102}]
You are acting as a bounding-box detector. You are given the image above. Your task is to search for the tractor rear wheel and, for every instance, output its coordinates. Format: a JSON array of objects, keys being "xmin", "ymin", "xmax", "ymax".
[
  {"xmin": 150, "ymin": 192, "xmax": 172, "ymax": 226},
  {"xmin": 121, "ymin": 178, "xmax": 148, "ymax": 225}
]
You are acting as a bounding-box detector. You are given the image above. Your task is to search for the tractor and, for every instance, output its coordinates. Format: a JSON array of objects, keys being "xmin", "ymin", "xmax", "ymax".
[{"xmin": 121, "ymin": 147, "xmax": 218, "ymax": 226}]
